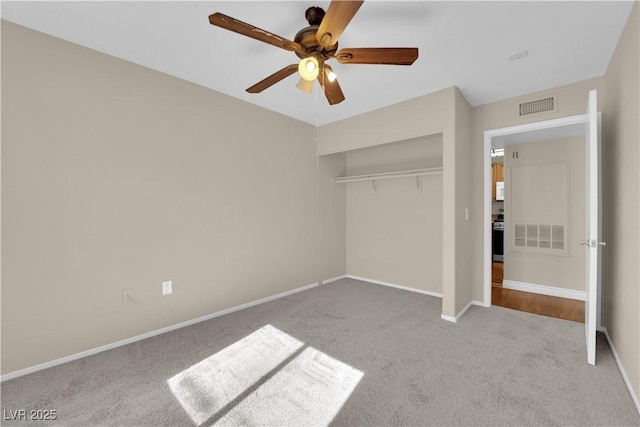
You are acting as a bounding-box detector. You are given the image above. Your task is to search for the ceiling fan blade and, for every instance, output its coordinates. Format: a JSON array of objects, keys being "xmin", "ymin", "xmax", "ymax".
[
  {"xmin": 316, "ymin": 1, "xmax": 364, "ymax": 49},
  {"xmin": 318, "ymin": 74, "xmax": 345, "ymax": 105},
  {"xmin": 246, "ymin": 64, "xmax": 299, "ymax": 93},
  {"xmin": 335, "ymin": 48, "xmax": 419, "ymax": 65},
  {"xmin": 209, "ymin": 13, "xmax": 302, "ymax": 52}
]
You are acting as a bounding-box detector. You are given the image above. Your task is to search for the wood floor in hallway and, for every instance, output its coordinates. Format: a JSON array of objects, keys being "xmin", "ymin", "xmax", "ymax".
[{"xmin": 491, "ymin": 262, "xmax": 585, "ymax": 323}]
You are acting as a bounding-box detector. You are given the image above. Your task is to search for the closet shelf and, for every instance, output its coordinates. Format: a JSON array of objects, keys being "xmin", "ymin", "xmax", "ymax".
[{"xmin": 332, "ymin": 167, "xmax": 443, "ymax": 184}]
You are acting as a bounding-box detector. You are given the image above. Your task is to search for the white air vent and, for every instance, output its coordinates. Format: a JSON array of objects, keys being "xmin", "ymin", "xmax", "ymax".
[
  {"xmin": 518, "ymin": 94, "xmax": 558, "ymax": 117},
  {"xmin": 539, "ymin": 225, "xmax": 551, "ymax": 249},
  {"xmin": 515, "ymin": 224, "xmax": 565, "ymax": 252},
  {"xmin": 526, "ymin": 225, "xmax": 537, "ymax": 247},
  {"xmin": 552, "ymin": 225, "xmax": 565, "ymax": 250},
  {"xmin": 515, "ymin": 224, "xmax": 526, "ymax": 247}
]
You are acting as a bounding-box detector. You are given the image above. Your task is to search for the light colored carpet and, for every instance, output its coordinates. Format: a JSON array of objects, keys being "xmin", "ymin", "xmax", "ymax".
[{"xmin": 1, "ymin": 278, "xmax": 639, "ymax": 426}]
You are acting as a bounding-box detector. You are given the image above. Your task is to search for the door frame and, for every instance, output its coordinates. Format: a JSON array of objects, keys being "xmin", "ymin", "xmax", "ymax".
[{"xmin": 482, "ymin": 113, "xmax": 592, "ymax": 306}]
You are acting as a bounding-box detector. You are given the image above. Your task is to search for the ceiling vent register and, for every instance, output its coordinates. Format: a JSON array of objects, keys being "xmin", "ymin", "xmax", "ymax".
[{"xmin": 518, "ymin": 95, "xmax": 558, "ymax": 117}]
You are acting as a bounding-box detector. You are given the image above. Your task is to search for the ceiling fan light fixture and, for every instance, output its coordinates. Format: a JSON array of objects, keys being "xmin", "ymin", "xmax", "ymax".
[
  {"xmin": 296, "ymin": 77, "xmax": 314, "ymax": 94},
  {"xmin": 324, "ymin": 65, "xmax": 337, "ymax": 83},
  {"xmin": 298, "ymin": 56, "xmax": 319, "ymax": 81}
]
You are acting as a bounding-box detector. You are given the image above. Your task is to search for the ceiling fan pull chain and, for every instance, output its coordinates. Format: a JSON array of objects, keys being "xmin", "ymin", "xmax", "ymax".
[
  {"xmin": 312, "ymin": 119, "xmax": 319, "ymax": 142},
  {"xmin": 314, "ymin": 78, "xmax": 321, "ymax": 171},
  {"xmin": 313, "ymin": 80, "xmax": 320, "ymax": 143},
  {"xmin": 314, "ymin": 116, "xmax": 320, "ymax": 171}
]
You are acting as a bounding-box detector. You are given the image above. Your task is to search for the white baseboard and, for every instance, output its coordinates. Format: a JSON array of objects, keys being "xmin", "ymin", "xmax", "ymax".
[
  {"xmin": 502, "ymin": 280, "xmax": 586, "ymax": 301},
  {"xmin": 602, "ymin": 328, "xmax": 640, "ymax": 415},
  {"xmin": 444, "ymin": 301, "xmax": 473, "ymax": 323},
  {"xmin": 440, "ymin": 300, "xmax": 485, "ymax": 323},
  {"xmin": 0, "ymin": 281, "xmax": 320, "ymax": 383},
  {"xmin": 440, "ymin": 313, "xmax": 457, "ymax": 323},
  {"xmin": 344, "ymin": 275, "xmax": 488, "ymax": 323},
  {"xmin": 345, "ymin": 275, "xmax": 443, "ymax": 298},
  {"xmin": 322, "ymin": 275, "xmax": 347, "ymax": 285},
  {"xmin": 472, "ymin": 300, "xmax": 491, "ymax": 308}
]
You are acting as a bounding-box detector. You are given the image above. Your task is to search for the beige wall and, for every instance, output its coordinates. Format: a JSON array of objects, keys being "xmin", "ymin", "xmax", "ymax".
[
  {"xmin": 317, "ymin": 88, "xmax": 451, "ymax": 156},
  {"xmin": 1, "ymin": 22, "xmax": 346, "ymax": 375},
  {"xmin": 503, "ymin": 137, "xmax": 585, "ymax": 292},
  {"xmin": 345, "ymin": 135, "xmax": 443, "ymax": 294},
  {"xmin": 603, "ymin": 1, "xmax": 640, "ymax": 403}
]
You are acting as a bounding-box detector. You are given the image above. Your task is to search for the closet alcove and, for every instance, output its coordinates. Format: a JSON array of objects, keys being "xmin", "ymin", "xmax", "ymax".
[{"xmin": 332, "ymin": 133, "xmax": 444, "ymax": 296}]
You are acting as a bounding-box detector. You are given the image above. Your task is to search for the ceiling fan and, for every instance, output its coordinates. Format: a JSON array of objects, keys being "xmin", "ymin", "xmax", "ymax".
[{"xmin": 209, "ymin": 1, "xmax": 418, "ymax": 105}]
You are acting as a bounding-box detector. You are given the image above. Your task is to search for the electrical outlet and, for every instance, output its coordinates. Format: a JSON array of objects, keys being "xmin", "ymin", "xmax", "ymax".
[
  {"xmin": 122, "ymin": 289, "xmax": 133, "ymax": 303},
  {"xmin": 162, "ymin": 280, "xmax": 172, "ymax": 296}
]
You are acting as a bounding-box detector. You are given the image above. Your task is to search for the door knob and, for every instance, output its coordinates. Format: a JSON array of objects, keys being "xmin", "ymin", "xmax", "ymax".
[{"xmin": 581, "ymin": 240, "xmax": 607, "ymax": 247}]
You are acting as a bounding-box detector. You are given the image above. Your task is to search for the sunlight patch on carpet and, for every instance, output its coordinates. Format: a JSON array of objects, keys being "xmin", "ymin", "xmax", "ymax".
[
  {"xmin": 218, "ymin": 346, "xmax": 364, "ymax": 426},
  {"xmin": 167, "ymin": 324, "xmax": 303, "ymax": 425},
  {"xmin": 167, "ymin": 324, "xmax": 363, "ymax": 426}
]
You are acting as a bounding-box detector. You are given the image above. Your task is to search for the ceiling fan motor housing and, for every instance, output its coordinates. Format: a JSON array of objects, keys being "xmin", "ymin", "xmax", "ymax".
[
  {"xmin": 294, "ymin": 7, "xmax": 338, "ymax": 59},
  {"xmin": 305, "ymin": 7, "xmax": 325, "ymax": 25}
]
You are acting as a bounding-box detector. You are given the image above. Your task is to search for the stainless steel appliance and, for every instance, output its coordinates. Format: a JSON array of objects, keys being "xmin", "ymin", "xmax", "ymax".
[{"xmin": 493, "ymin": 210, "xmax": 504, "ymax": 262}]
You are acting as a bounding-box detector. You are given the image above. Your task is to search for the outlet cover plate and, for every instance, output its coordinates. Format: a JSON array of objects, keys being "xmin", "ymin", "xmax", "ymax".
[{"xmin": 162, "ymin": 280, "xmax": 172, "ymax": 296}]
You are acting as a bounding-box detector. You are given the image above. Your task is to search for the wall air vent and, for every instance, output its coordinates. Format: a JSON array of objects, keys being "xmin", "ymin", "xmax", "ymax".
[
  {"xmin": 514, "ymin": 224, "xmax": 565, "ymax": 253},
  {"xmin": 551, "ymin": 225, "xmax": 565, "ymax": 250},
  {"xmin": 515, "ymin": 224, "xmax": 526, "ymax": 247},
  {"xmin": 517, "ymin": 94, "xmax": 558, "ymax": 117}
]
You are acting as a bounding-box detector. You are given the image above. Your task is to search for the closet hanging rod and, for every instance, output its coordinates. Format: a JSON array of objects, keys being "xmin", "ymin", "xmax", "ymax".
[{"xmin": 332, "ymin": 167, "xmax": 443, "ymax": 184}]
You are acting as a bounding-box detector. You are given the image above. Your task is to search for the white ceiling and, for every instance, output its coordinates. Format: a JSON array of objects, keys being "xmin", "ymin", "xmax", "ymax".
[{"xmin": 1, "ymin": 1, "xmax": 634, "ymax": 125}]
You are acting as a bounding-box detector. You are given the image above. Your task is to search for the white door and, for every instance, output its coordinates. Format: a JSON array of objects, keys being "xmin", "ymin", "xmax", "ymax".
[{"xmin": 584, "ymin": 89, "xmax": 603, "ymax": 365}]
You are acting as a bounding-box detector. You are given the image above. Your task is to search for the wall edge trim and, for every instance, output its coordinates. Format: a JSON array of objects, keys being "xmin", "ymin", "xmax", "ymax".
[
  {"xmin": 322, "ymin": 275, "xmax": 347, "ymax": 284},
  {"xmin": 471, "ymin": 300, "xmax": 490, "ymax": 308},
  {"xmin": 602, "ymin": 328, "xmax": 640, "ymax": 415},
  {"xmin": 440, "ymin": 300, "xmax": 484, "ymax": 323},
  {"xmin": 440, "ymin": 313, "xmax": 458, "ymax": 323},
  {"xmin": 345, "ymin": 275, "xmax": 443, "ymax": 298}
]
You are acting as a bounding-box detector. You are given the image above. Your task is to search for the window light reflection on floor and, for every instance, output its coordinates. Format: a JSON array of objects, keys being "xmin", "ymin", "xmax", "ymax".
[{"xmin": 167, "ymin": 324, "xmax": 364, "ymax": 426}]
